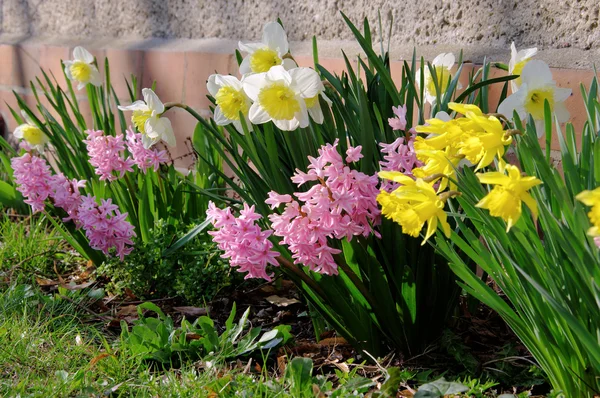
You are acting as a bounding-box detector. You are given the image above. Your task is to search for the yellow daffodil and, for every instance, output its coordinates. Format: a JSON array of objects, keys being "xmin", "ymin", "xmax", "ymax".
[
  {"xmin": 63, "ymin": 47, "xmax": 102, "ymax": 90},
  {"xmin": 238, "ymin": 22, "xmax": 297, "ymax": 74},
  {"xmin": 509, "ymin": 42, "xmax": 537, "ymax": 93},
  {"xmin": 458, "ymin": 113, "xmax": 512, "ymax": 170},
  {"xmin": 412, "ymin": 148, "xmax": 461, "ymax": 192},
  {"xmin": 13, "ymin": 110, "xmax": 49, "ymax": 152},
  {"xmin": 118, "ymin": 88, "xmax": 175, "ymax": 148},
  {"xmin": 207, "ymin": 74, "xmax": 252, "ymax": 133},
  {"xmin": 476, "ymin": 163, "xmax": 542, "ymax": 231},
  {"xmin": 242, "ymin": 65, "xmax": 321, "ymax": 131},
  {"xmin": 498, "ymin": 60, "xmax": 571, "ymax": 138},
  {"xmin": 576, "ymin": 187, "xmax": 600, "ymax": 236},
  {"xmin": 416, "ymin": 53, "xmax": 460, "ymax": 105},
  {"xmin": 377, "ymin": 172, "xmax": 452, "ymax": 244}
]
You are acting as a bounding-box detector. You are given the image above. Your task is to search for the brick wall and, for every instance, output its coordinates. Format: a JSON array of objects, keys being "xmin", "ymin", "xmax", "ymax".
[{"xmin": 0, "ymin": 39, "xmax": 596, "ymax": 164}]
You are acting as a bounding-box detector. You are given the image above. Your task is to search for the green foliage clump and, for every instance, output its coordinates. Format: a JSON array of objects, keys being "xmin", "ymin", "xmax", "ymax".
[{"xmin": 98, "ymin": 219, "xmax": 237, "ymax": 304}]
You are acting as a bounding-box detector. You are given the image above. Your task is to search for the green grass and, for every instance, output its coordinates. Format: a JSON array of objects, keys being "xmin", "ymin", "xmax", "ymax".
[
  {"xmin": 0, "ymin": 213, "xmax": 83, "ymax": 280},
  {"xmin": 0, "ymin": 214, "xmax": 538, "ymax": 397}
]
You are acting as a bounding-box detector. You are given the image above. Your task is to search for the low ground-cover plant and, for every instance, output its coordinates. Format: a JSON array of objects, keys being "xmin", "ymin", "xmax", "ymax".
[
  {"xmin": 98, "ymin": 219, "xmax": 237, "ymax": 304},
  {"xmin": 120, "ymin": 302, "xmax": 292, "ymax": 367}
]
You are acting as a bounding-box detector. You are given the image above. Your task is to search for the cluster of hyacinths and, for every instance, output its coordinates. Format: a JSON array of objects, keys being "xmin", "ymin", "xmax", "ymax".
[
  {"xmin": 84, "ymin": 128, "xmax": 169, "ymax": 181},
  {"xmin": 207, "ymin": 22, "xmax": 329, "ymax": 133},
  {"xmin": 378, "ymin": 102, "xmax": 541, "ymax": 243},
  {"xmin": 11, "ymin": 153, "xmax": 135, "ymax": 259},
  {"xmin": 207, "ymin": 141, "xmax": 380, "ymax": 280}
]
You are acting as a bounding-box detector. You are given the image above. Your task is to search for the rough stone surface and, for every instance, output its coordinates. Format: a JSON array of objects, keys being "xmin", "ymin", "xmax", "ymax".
[{"xmin": 2, "ymin": 0, "xmax": 599, "ymax": 52}]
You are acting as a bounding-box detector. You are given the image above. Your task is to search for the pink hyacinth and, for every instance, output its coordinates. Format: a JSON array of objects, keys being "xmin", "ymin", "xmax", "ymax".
[
  {"xmin": 11, "ymin": 152, "xmax": 135, "ymax": 259},
  {"xmin": 268, "ymin": 140, "xmax": 381, "ymax": 276},
  {"xmin": 207, "ymin": 202, "xmax": 280, "ymax": 281},
  {"xmin": 125, "ymin": 127, "xmax": 169, "ymax": 173},
  {"xmin": 388, "ymin": 104, "xmax": 407, "ymax": 131},
  {"xmin": 379, "ymin": 132, "xmax": 422, "ymax": 191},
  {"xmin": 84, "ymin": 130, "xmax": 135, "ymax": 181},
  {"xmin": 11, "ymin": 153, "xmax": 54, "ymax": 213},
  {"xmin": 77, "ymin": 196, "xmax": 136, "ymax": 260},
  {"xmin": 50, "ymin": 174, "xmax": 87, "ymax": 222}
]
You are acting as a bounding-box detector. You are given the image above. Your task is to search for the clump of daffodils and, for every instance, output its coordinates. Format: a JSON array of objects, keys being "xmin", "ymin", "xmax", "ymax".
[
  {"xmin": 377, "ymin": 102, "xmax": 542, "ymax": 242},
  {"xmin": 64, "ymin": 47, "xmax": 102, "ymax": 90},
  {"xmin": 576, "ymin": 188, "xmax": 600, "ymax": 237},
  {"xmin": 208, "ymin": 21, "xmax": 327, "ymax": 132},
  {"xmin": 118, "ymin": 88, "xmax": 176, "ymax": 148},
  {"xmin": 499, "ymin": 59, "xmax": 571, "ymax": 137},
  {"xmin": 13, "ymin": 110, "xmax": 49, "ymax": 153},
  {"xmin": 417, "ymin": 53, "xmax": 460, "ymax": 105},
  {"xmin": 476, "ymin": 161, "xmax": 542, "ymax": 232}
]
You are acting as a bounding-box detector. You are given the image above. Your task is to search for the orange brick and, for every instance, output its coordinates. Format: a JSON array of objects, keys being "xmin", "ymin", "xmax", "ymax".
[
  {"xmin": 184, "ymin": 52, "xmax": 234, "ymax": 110},
  {"xmin": 142, "ymin": 50, "xmax": 185, "ymax": 103},
  {"xmin": 38, "ymin": 45, "xmax": 70, "ymax": 89},
  {"xmin": 0, "ymin": 45, "xmax": 16, "ymax": 87},
  {"xmin": 105, "ymin": 48, "xmax": 143, "ymax": 101}
]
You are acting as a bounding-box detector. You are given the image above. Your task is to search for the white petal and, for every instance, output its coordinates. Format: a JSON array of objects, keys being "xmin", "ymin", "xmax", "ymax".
[
  {"xmin": 215, "ymin": 75, "xmax": 243, "ymax": 91},
  {"xmin": 262, "ymin": 22, "xmax": 289, "ymax": 54},
  {"xmin": 73, "ymin": 46, "xmax": 94, "ymax": 64},
  {"xmin": 213, "ymin": 106, "xmax": 231, "ymax": 125},
  {"xmin": 13, "ymin": 125, "xmax": 25, "ymax": 139},
  {"xmin": 159, "ymin": 118, "xmax": 176, "ymax": 147},
  {"xmin": 207, "ymin": 74, "xmax": 221, "ymax": 96},
  {"xmin": 77, "ymin": 82, "xmax": 86, "ymax": 90},
  {"xmin": 433, "ymin": 53, "xmax": 454, "ymax": 69},
  {"xmin": 143, "ymin": 88, "xmax": 165, "ymax": 114},
  {"xmin": 248, "ymin": 103, "xmax": 271, "ymax": 124},
  {"xmin": 239, "ymin": 56, "xmax": 252, "ymax": 75},
  {"xmin": 554, "ymin": 87, "xmax": 572, "ymax": 102},
  {"xmin": 232, "ymin": 120, "xmax": 246, "ymax": 134},
  {"xmin": 265, "ymin": 65, "xmax": 292, "ymax": 85},
  {"xmin": 63, "ymin": 62, "xmax": 74, "ymax": 80},
  {"xmin": 434, "ymin": 111, "xmax": 451, "ymax": 122},
  {"xmin": 274, "ymin": 118, "xmax": 300, "ymax": 131},
  {"xmin": 20, "ymin": 110, "xmax": 34, "ymax": 125},
  {"xmin": 288, "ymin": 67, "xmax": 322, "ymax": 98},
  {"xmin": 554, "ymin": 102, "xmax": 570, "ymax": 123},
  {"xmin": 534, "ymin": 119, "xmax": 545, "ymax": 138},
  {"xmin": 282, "ymin": 58, "xmax": 298, "ymax": 70},
  {"xmin": 141, "ymin": 133, "xmax": 158, "ymax": 149},
  {"xmin": 242, "ymin": 72, "xmax": 268, "ymax": 101},
  {"xmin": 518, "ymin": 47, "xmax": 538, "ymax": 61},
  {"xmin": 118, "ymin": 100, "xmax": 148, "ymax": 112},
  {"xmin": 146, "ymin": 116, "xmax": 175, "ymax": 146},
  {"xmin": 307, "ymin": 104, "xmax": 324, "ymax": 124},
  {"xmin": 295, "ymin": 96, "xmax": 309, "ymax": 128},
  {"xmin": 320, "ymin": 92, "xmax": 332, "ymax": 106},
  {"xmin": 88, "ymin": 67, "xmax": 102, "ymax": 87},
  {"xmin": 520, "ymin": 60, "xmax": 553, "ymax": 89},
  {"xmin": 238, "ymin": 41, "xmax": 264, "ymax": 54},
  {"xmin": 498, "ymin": 88, "xmax": 528, "ymax": 120},
  {"xmin": 509, "ymin": 42, "xmax": 518, "ymax": 72}
]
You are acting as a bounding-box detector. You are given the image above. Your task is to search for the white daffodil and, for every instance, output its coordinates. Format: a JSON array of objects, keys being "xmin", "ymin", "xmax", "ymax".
[
  {"xmin": 304, "ymin": 81, "xmax": 331, "ymax": 124},
  {"xmin": 63, "ymin": 46, "xmax": 102, "ymax": 90},
  {"xmin": 118, "ymin": 88, "xmax": 175, "ymax": 148},
  {"xmin": 238, "ymin": 21, "xmax": 297, "ymax": 75},
  {"xmin": 498, "ymin": 60, "xmax": 571, "ymax": 138},
  {"xmin": 242, "ymin": 65, "xmax": 321, "ymax": 131},
  {"xmin": 207, "ymin": 74, "xmax": 252, "ymax": 133},
  {"xmin": 509, "ymin": 42, "xmax": 537, "ymax": 93},
  {"xmin": 13, "ymin": 110, "xmax": 49, "ymax": 152},
  {"xmin": 417, "ymin": 53, "xmax": 458, "ymax": 105}
]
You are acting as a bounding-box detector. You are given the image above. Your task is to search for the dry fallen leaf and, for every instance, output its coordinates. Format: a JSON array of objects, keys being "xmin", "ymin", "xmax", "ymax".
[
  {"xmin": 173, "ymin": 306, "xmax": 207, "ymax": 317},
  {"xmin": 266, "ymin": 295, "xmax": 301, "ymax": 307}
]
